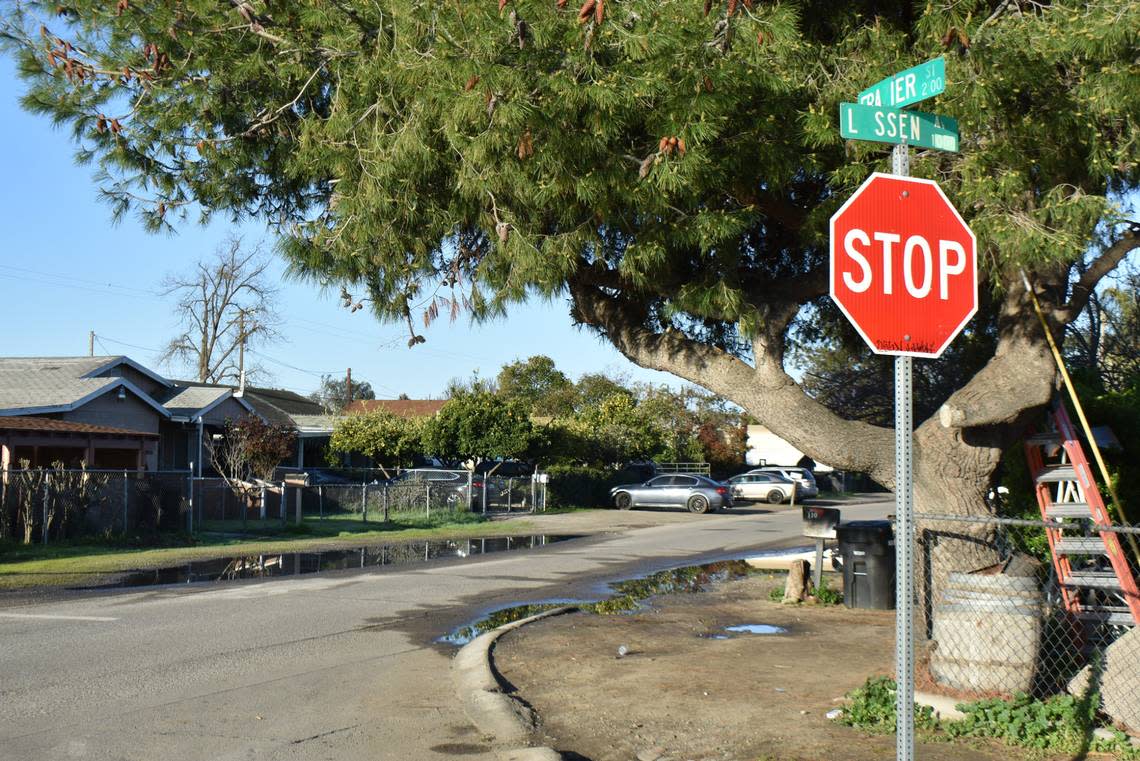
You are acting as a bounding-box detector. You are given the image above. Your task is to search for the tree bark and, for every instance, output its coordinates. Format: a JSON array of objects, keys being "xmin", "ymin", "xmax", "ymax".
[{"xmin": 783, "ymin": 559, "xmax": 813, "ymax": 603}]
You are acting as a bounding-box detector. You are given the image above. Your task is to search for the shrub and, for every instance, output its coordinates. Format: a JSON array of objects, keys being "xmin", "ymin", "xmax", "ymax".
[{"xmin": 544, "ymin": 464, "xmax": 651, "ymax": 508}]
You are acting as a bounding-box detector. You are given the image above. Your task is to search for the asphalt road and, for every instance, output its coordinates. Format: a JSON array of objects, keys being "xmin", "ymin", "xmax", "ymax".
[{"xmin": 0, "ymin": 500, "xmax": 891, "ymax": 760}]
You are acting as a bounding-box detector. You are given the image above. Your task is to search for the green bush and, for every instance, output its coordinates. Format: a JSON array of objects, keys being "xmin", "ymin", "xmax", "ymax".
[{"xmin": 544, "ymin": 464, "xmax": 647, "ymax": 508}]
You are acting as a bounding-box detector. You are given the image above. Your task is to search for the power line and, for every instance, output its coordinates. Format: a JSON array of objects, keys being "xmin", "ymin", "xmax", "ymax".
[
  {"xmin": 96, "ymin": 334, "xmax": 162, "ymax": 353},
  {"xmin": 0, "ymin": 263, "xmax": 160, "ymax": 297}
]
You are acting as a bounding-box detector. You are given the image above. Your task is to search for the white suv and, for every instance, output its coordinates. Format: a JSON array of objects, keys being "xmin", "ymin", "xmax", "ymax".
[{"xmin": 748, "ymin": 466, "xmax": 819, "ymax": 499}]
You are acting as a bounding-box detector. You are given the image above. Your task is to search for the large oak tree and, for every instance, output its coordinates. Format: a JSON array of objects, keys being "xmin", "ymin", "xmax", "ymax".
[{"xmin": 4, "ymin": 1, "xmax": 1140, "ymax": 571}]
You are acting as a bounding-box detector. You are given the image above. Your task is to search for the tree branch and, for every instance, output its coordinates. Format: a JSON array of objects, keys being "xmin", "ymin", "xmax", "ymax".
[
  {"xmin": 1055, "ymin": 225, "xmax": 1140, "ymax": 324},
  {"xmin": 568, "ymin": 276, "xmax": 894, "ymax": 482},
  {"xmin": 936, "ymin": 281, "xmax": 1056, "ymax": 430}
]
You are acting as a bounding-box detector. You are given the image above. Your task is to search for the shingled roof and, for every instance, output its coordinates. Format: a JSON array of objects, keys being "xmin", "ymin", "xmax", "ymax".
[
  {"xmin": 344, "ymin": 399, "xmax": 446, "ymax": 418},
  {"xmin": 0, "ymin": 415, "xmax": 158, "ymax": 438},
  {"xmin": 0, "ymin": 356, "xmax": 169, "ymax": 417}
]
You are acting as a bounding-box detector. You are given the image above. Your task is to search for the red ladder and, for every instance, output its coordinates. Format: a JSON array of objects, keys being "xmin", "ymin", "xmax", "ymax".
[{"xmin": 1024, "ymin": 404, "xmax": 1140, "ymax": 628}]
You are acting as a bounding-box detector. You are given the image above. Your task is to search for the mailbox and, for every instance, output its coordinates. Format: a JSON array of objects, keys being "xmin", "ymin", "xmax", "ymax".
[
  {"xmin": 802, "ymin": 505, "xmax": 840, "ymax": 540},
  {"xmin": 283, "ymin": 472, "xmax": 310, "ymax": 488}
]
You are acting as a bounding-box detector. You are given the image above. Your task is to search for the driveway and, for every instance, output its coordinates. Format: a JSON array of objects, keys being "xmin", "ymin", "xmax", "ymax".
[{"xmin": 0, "ymin": 500, "xmax": 891, "ymax": 760}]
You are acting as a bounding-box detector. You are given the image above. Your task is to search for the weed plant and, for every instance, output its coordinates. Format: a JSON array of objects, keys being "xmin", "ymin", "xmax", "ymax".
[{"xmin": 837, "ymin": 676, "xmax": 1140, "ymax": 758}]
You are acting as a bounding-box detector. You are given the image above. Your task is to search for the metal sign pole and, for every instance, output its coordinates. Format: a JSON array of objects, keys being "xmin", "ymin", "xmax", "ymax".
[{"xmin": 892, "ymin": 140, "xmax": 915, "ymax": 761}]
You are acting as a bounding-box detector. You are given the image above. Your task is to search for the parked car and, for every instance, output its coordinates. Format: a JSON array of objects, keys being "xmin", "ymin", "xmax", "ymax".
[
  {"xmin": 304, "ymin": 469, "xmax": 355, "ymax": 486},
  {"xmin": 610, "ymin": 474, "xmax": 732, "ymax": 514},
  {"xmin": 747, "ymin": 466, "xmax": 819, "ymax": 499},
  {"xmin": 726, "ymin": 472, "xmax": 797, "ymax": 504},
  {"xmin": 387, "ymin": 468, "xmax": 500, "ymax": 509}
]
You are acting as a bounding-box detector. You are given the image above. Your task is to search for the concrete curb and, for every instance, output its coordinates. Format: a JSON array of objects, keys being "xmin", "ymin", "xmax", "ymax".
[{"xmin": 451, "ymin": 606, "xmax": 576, "ymax": 759}]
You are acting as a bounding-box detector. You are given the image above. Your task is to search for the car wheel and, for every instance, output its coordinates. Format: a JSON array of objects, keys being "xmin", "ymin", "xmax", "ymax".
[
  {"xmin": 687, "ymin": 495, "xmax": 709, "ymax": 514},
  {"xmin": 615, "ymin": 492, "xmax": 633, "ymax": 510},
  {"xmin": 767, "ymin": 490, "xmax": 785, "ymax": 505}
]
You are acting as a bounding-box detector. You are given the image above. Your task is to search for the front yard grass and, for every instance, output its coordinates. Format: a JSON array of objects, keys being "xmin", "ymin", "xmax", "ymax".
[{"xmin": 0, "ymin": 511, "xmax": 544, "ymax": 590}]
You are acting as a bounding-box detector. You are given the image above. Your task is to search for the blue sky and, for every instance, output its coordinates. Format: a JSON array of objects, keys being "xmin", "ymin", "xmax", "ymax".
[{"xmin": 0, "ymin": 59, "xmax": 681, "ymax": 399}]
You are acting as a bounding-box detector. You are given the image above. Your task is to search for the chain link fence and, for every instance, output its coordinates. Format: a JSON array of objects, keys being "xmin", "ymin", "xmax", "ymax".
[
  {"xmin": 1, "ymin": 469, "xmax": 190, "ymax": 541},
  {"xmin": 192, "ymin": 468, "xmax": 549, "ymax": 531},
  {"xmin": 2, "ymin": 467, "xmax": 550, "ymax": 540},
  {"xmin": 912, "ymin": 513, "xmax": 1140, "ymax": 736}
]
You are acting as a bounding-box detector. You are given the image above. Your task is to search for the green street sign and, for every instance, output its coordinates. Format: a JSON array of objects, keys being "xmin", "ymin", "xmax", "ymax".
[
  {"xmin": 839, "ymin": 102, "xmax": 959, "ymax": 153},
  {"xmin": 858, "ymin": 57, "xmax": 945, "ymax": 110}
]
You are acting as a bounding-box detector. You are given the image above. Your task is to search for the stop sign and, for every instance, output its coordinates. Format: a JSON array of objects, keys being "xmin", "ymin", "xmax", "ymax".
[{"xmin": 830, "ymin": 172, "xmax": 977, "ymax": 358}]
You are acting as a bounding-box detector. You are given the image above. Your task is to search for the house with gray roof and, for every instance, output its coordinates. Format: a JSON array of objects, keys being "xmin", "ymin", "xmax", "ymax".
[{"xmin": 0, "ymin": 356, "xmax": 334, "ymax": 475}]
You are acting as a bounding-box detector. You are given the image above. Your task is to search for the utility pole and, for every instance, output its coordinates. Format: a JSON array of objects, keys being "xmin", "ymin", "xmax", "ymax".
[
  {"xmin": 89, "ymin": 331, "xmax": 95, "ymax": 357},
  {"xmin": 346, "ymin": 367, "xmax": 353, "ymax": 406}
]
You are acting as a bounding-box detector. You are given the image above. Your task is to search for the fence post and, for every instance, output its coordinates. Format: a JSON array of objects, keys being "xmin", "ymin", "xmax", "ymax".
[
  {"xmin": 259, "ymin": 485, "xmax": 267, "ymax": 520},
  {"xmin": 482, "ymin": 478, "xmax": 487, "ymax": 515},
  {"xmin": 319, "ymin": 485, "xmax": 324, "ymax": 520},
  {"xmin": 383, "ymin": 486, "xmax": 389, "ymax": 523},
  {"xmin": 122, "ymin": 470, "xmax": 129, "ymax": 534},
  {"xmin": 280, "ymin": 482, "xmax": 286, "ymax": 525},
  {"xmin": 42, "ymin": 476, "xmax": 49, "ymax": 544},
  {"xmin": 187, "ymin": 474, "xmax": 193, "ymax": 534},
  {"xmin": 362, "ymin": 483, "xmax": 368, "ymax": 522},
  {"xmin": 467, "ymin": 470, "xmax": 474, "ymax": 513},
  {"xmin": 507, "ymin": 479, "xmax": 513, "ymax": 513},
  {"xmin": 426, "ymin": 482, "xmax": 431, "ymax": 520}
]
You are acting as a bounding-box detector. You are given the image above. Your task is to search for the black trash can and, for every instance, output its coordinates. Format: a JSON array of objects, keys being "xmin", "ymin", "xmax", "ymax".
[{"xmin": 834, "ymin": 520, "xmax": 896, "ymax": 610}]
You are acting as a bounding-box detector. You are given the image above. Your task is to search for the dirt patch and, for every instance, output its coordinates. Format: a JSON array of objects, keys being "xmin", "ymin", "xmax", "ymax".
[{"xmin": 492, "ymin": 573, "xmax": 1047, "ymax": 761}]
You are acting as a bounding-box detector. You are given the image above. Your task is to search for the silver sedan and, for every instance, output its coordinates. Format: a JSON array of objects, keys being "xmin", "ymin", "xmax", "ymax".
[
  {"xmin": 727, "ymin": 472, "xmax": 797, "ymax": 504},
  {"xmin": 610, "ymin": 474, "xmax": 732, "ymax": 514}
]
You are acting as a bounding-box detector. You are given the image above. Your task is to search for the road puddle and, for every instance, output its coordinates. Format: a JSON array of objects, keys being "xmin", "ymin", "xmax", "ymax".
[
  {"xmin": 95, "ymin": 535, "xmax": 581, "ymax": 589},
  {"xmin": 724, "ymin": 623, "xmax": 788, "ymax": 635},
  {"xmin": 442, "ymin": 559, "xmax": 756, "ymax": 646}
]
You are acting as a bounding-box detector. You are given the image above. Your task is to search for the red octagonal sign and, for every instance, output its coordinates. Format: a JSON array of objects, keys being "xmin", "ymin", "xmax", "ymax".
[{"xmin": 830, "ymin": 172, "xmax": 977, "ymax": 358}]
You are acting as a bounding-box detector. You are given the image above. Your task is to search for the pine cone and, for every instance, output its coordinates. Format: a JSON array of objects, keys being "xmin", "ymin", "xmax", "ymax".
[
  {"xmin": 577, "ymin": 0, "xmax": 596, "ymax": 24},
  {"xmin": 517, "ymin": 129, "xmax": 534, "ymax": 160},
  {"xmin": 638, "ymin": 154, "xmax": 655, "ymax": 179}
]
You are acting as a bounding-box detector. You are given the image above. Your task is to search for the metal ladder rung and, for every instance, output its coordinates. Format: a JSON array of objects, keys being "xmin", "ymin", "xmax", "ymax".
[
  {"xmin": 1036, "ymin": 465, "xmax": 1078, "ymax": 483},
  {"xmin": 1063, "ymin": 571, "xmax": 1123, "ymax": 591},
  {"xmin": 1045, "ymin": 502, "xmax": 1092, "ymax": 519},
  {"xmin": 1075, "ymin": 607, "xmax": 1136, "ymax": 627},
  {"xmin": 1026, "ymin": 432, "xmax": 1063, "ymax": 447},
  {"xmin": 1055, "ymin": 537, "xmax": 1108, "ymax": 555}
]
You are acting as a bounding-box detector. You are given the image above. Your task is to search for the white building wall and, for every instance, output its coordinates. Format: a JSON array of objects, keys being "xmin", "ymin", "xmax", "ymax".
[{"xmin": 745, "ymin": 424, "xmax": 834, "ymax": 472}]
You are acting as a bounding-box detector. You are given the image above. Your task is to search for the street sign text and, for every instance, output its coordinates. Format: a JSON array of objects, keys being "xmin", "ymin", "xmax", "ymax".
[
  {"xmin": 858, "ymin": 57, "xmax": 945, "ymax": 110},
  {"xmin": 840, "ymin": 103, "xmax": 959, "ymax": 153}
]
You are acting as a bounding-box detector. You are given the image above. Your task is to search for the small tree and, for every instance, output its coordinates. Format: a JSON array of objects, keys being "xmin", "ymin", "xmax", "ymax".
[
  {"xmin": 421, "ymin": 391, "xmax": 538, "ymax": 464},
  {"xmin": 496, "ymin": 355, "xmax": 574, "ymax": 416},
  {"xmin": 48, "ymin": 461, "xmax": 109, "ymax": 540},
  {"xmin": 209, "ymin": 416, "xmax": 297, "ymax": 501},
  {"xmin": 13, "ymin": 460, "xmax": 45, "ymax": 545},
  {"xmin": 310, "ymin": 373, "xmax": 376, "ymax": 414},
  {"xmin": 576, "ymin": 394, "xmax": 668, "ymax": 467},
  {"xmin": 329, "ymin": 411, "xmax": 421, "ymax": 471}
]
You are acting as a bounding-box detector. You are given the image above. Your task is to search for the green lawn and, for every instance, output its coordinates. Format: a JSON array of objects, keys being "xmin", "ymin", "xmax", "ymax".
[{"xmin": 0, "ymin": 511, "xmax": 545, "ymax": 590}]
